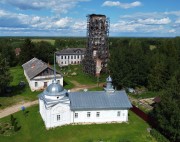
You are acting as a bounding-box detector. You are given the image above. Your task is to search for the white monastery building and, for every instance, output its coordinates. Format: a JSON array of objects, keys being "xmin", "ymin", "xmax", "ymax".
[
  {"xmin": 56, "ymin": 48, "xmax": 86, "ymax": 67},
  {"xmin": 22, "ymin": 57, "xmax": 63, "ymax": 91},
  {"xmin": 39, "ymin": 76, "xmax": 132, "ymax": 129}
]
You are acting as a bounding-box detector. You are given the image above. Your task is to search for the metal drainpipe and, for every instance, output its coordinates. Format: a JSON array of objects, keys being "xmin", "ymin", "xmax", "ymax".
[{"xmin": 73, "ymin": 111, "xmax": 75, "ymax": 124}]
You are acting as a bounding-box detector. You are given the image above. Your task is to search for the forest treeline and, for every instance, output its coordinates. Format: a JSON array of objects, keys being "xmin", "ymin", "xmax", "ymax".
[
  {"xmin": 0, "ymin": 37, "xmax": 180, "ymax": 141},
  {"xmin": 108, "ymin": 37, "xmax": 180, "ymax": 142}
]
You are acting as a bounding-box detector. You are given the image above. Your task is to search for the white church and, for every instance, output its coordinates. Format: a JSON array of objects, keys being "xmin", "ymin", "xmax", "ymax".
[{"xmin": 38, "ymin": 76, "xmax": 132, "ymax": 129}]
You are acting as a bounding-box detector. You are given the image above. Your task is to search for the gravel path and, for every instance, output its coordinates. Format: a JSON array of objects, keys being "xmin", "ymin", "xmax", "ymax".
[{"xmin": 0, "ymin": 100, "xmax": 38, "ymax": 119}]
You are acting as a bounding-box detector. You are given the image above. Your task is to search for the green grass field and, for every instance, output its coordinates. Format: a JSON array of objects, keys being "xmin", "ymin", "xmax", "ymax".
[
  {"xmin": 31, "ymin": 39, "xmax": 55, "ymax": 45},
  {"xmin": 129, "ymin": 91, "xmax": 161, "ymax": 99},
  {"xmin": 0, "ymin": 105, "xmax": 156, "ymax": 142},
  {"xmin": 62, "ymin": 65, "xmax": 107, "ymax": 85},
  {"xmin": 0, "ymin": 66, "xmax": 39, "ymax": 109}
]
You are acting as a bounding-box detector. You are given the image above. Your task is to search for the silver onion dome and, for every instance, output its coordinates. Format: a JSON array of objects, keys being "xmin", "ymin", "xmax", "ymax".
[
  {"xmin": 47, "ymin": 80, "xmax": 64, "ymax": 93},
  {"xmin": 43, "ymin": 80, "xmax": 67, "ymax": 96}
]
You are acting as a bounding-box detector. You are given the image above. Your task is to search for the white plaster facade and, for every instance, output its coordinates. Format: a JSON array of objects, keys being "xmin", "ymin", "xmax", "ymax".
[
  {"xmin": 39, "ymin": 99, "xmax": 71, "ymax": 128},
  {"xmin": 24, "ymin": 70, "xmax": 63, "ymax": 91},
  {"xmin": 56, "ymin": 48, "xmax": 86, "ymax": 67},
  {"xmin": 56, "ymin": 54, "xmax": 84, "ymax": 66},
  {"xmin": 72, "ymin": 109, "xmax": 128, "ymax": 123}
]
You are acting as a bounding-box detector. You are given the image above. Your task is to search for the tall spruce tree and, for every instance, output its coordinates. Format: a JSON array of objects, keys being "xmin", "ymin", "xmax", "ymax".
[
  {"xmin": 152, "ymin": 71, "xmax": 180, "ymax": 142},
  {"xmin": 109, "ymin": 42, "xmax": 149, "ymax": 89},
  {"xmin": 20, "ymin": 38, "xmax": 35, "ymax": 64},
  {"xmin": 0, "ymin": 54, "xmax": 12, "ymax": 96}
]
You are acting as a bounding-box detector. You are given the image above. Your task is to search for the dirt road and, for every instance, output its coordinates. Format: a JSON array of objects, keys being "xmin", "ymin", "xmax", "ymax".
[{"xmin": 0, "ymin": 100, "xmax": 38, "ymax": 119}]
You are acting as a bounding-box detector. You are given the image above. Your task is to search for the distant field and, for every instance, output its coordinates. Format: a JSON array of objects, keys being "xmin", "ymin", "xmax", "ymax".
[
  {"xmin": 0, "ymin": 105, "xmax": 156, "ymax": 142},
  {"xmin": 31, "ymin": 39, "xmax": 55, "ymax": 45},
  {"xmin": 149, "ymin": 45, "xmax": 157, "ymax": 50}
]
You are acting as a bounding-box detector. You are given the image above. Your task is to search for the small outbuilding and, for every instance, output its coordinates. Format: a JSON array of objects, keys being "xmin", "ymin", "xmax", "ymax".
[{"xmin": 22, "ymin": 57, "xmax": 63, "ymax": 91}]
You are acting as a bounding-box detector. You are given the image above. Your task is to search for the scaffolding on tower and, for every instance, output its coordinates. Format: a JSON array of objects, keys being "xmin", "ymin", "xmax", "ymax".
[{"xmin": 82, "ymin": 14, "xmax": 110, "ymax": 77}]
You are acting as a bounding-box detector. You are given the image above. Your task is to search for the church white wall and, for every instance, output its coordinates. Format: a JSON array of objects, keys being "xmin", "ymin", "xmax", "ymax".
[
  {"xmin": 45, "ymin": 103, "xmax": 71, "ymax": 128},
  {"xmin": 71, "ymin": 109, "xmax": 128, "ymax": 123}
]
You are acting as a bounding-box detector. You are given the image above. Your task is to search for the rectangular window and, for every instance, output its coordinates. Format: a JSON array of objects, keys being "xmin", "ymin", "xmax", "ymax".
[
  {"xmin": 71, "ymin": 55, "xmax": 73, "ymax": 59},
  {"xmin": 65, "ymin": 56, "xmax": 66, "ymax": 59},
  {"xmin": 57, "ymin": 115, "xmax": 60, "ymax": 121},
  {"xmin": 96, "ymin": 112, "xmax": 100, "ymax": 117},
  {"xmin": 117, "ymin": 111, "xmax": 121, "ymax": 117},
  {"xmin": 75, "ymin": 113, "xmax": 78, "ymax": 118},
  {"xmin": 87, "ymin": 112, "xmax": 91, "ymax": 117},
  {"xmin": 57, "ymin": 80, "xmax": 60, "ymax": 84},
  {"xmin": 44, "ymin": 82, "xmax": 47, "ymax": 88},
  {"xmin": 35, "ymin": 82, "xmax": 38, "ymax": 87},
  {"xmin": 61, "ymin": 56, "xmax": 63, "ymax": 59},
  {"xmin": 74, "ymin": 56, "xmax": 76, "ymax": 59},
  {"xmin": 77, "ymin": 55, "xmax": 79, "ymax": 59}
]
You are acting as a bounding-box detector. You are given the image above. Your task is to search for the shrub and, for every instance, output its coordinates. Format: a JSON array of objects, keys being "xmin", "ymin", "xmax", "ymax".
[{"xmin": 150, "ymin": 129, "xmax": 170, "ymax": 142}]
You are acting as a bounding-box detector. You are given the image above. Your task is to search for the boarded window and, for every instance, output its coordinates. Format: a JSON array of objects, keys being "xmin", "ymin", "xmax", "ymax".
[{"xmin": 44, "ymin": 82, "xmax": 47, "ymax": 88}]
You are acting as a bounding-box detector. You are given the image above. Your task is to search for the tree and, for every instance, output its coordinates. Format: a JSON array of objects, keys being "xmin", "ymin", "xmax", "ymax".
[
  {"xmin": 109, "ymin": 43, "xmax": 149, "ymax": 89},
  {"xmin": 20, "ymin": 38, "xmax": 35, "ymax": 64},
  {"xmin": 0, "ymin": 54, "xmax": 12, "ymax": 95},
  {"xmin": 35, "ymin": 41, "xmax": 55, "ymax": 64},
  {"xmin": 152, "ymin": 71, "xmax": 180, "ymax": 142}
]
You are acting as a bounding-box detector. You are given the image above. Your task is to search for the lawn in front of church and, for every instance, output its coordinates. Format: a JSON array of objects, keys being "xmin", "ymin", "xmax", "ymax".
[{"xmin": 0, "ymin": 105, "xmax": 156, "ymax": 142}]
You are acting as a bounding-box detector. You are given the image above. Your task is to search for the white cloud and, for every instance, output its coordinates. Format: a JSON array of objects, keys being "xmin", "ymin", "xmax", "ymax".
[
  {"xmin": 0, "ymin": 10, "xmax": 8, "ymax": 17},
  {"xmin": 169, "ymin": 29, "xmax": 175, "ymax": 33},
  {"xmin": 72, "ymin": 21, "xmax": 86, "ymax": 30},
  {"xmin": 54, "ymin": 17, "xmax": 72, "ymax": 28},
  {"xmin": 1, "ymin": 0, "xmax": 90, "ymax": 14},
  {"xmin": 102, "ymin": 1, "xmax": 142, "ymax": 9},
  {"xmin": 137, "ymin": 17, "xmax": 171, "ymax": 25},
  {"xmin": 175, "ymin": 19, "xmax": 180, "ymax": 24}
]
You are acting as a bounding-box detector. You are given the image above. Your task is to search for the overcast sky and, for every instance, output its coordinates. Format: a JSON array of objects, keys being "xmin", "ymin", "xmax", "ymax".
[{"xmin": 0, "ymin": 0, "xmax": 180, "ymax": 37}]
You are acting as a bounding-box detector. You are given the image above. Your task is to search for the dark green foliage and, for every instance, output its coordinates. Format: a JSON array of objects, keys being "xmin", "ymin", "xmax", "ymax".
[
  {"xmin": 20, "ymin": 38, "xmax": 36, "ymax": 64},
  {"xmin": 10, "ymin": 115, "xmax": 21, "ymax": 132},
  {"xmin": 150, "ymin": 129, "xmax": 170, "ymax": 142},
  {"xmin": 109, "ymin": 37, "xmax": 180, "ymax": 141},
  {"xmin": 109, "ymin": 39, "xmax": 149, "ymax": 89},
  {"xmin": 0, "ymin": 54, "xmax": 12, "ymax": 95},
  {"xmin": 10, "ymin": 115, "xmax": 15, "ymax": 126},
  {"xmin": 0, "ymin": 39, "xmax": 18, "ymax": 67},
  {"xmin": 34, "ymin": 41, "xmax": 55, "ymax": 64},
  {"xmin": 151, "ymin": 71, "xmax": 180, "ymax": 142},
  {"xmin": 109, "ymin": 37, "xmax": 180, "ymax": 91}
]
